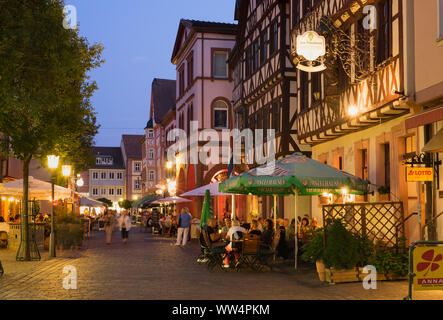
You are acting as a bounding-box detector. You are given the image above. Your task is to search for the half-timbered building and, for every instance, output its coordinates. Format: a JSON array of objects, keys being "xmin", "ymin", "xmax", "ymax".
[
  {"xmin": 290, "ymin": 0, "xmax": 425, "ymax": 243},
  {"xmin": 229, "ymin": 0, "xmax": 311, "ymax": 220}
]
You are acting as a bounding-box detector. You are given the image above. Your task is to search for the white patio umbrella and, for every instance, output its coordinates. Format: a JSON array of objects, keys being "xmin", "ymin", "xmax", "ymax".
[
  {"xmin": 180, "ymin": 182, "xmax": 231, "ymax": 197},
  {"xmin": 2, "ymin": 176, "xmax": 72, "ymax": 200},
  {"xmin": 152, "ymin": 196, "xmax": 192, "ymax": 204}
]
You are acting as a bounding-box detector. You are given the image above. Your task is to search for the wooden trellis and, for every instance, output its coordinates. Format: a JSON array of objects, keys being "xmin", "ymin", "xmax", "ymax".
[{"xmin": 322, "ymin": 202, "xmax": 405, "ymax": 248}]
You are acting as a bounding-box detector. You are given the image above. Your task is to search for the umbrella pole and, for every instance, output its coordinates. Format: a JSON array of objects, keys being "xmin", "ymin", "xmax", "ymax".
[
  {"xmin": 273, "ymin": 195, "xmax": 277, "ymax": 232},
  {"xmin": 294, "ymin": 193, "xmax": 298, "ymax": 270},
  {"xmin": 231, "ymin": 194, "xmax": 236, "ymax": 221}
]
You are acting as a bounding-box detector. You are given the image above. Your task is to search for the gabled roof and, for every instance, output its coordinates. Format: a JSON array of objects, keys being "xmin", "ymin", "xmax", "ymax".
[
  {"xmin": 91, "ymin": 147, "xmax": 125, "ymax": 170},
  {"xmin": 171, "ymin": 19, "xmax": 238, "ymax": 64},
  {"xmin": 149, "ymin": 78, "xmax": 176, "ymax": 125},
  {"xmin": 121, "ymin": 135, "xmax": 144, "ymax": 159}
]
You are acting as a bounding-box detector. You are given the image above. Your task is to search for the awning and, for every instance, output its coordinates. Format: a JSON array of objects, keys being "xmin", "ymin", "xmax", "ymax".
[
  {"xmin": 132, "ymin": 194, "xmax": 160, "ymax": 208},
  {"xmin": 80, "ymin": 197, "xmax": 105, "ymax": 208},
  {"xmin": 1, "ymin": 176, "xmax": 73, "ymax": 200},
  {"xmin": 405, "ymin": 105, "xmax": 443, "ymax": 130},
  {"xmin": 180, "ymin": 182, "xmax": 231, "ymax": 197},
  {"xmin": 423, "ymin": 128, "xmax": 443, "ymax": 153}
]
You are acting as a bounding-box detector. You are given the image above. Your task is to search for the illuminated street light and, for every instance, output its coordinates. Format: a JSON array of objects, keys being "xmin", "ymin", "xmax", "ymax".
[
  {"xmin": 166, "ymin": 161, "xmax": 173, "ymax": 169},
  {"xmin": 341, "ymin": 188, "xmax": 348, "ymax": 195},
  {"xmin": 348, "ymin": 105, "xmax": 359, "ymax": 117},
  {"xmin": 62, "ymin": 165, "xmax": 72, "ymax": 177},
  {"xmin": 47, "ymin": 155, "xmax": 60, "ymax": 169},
  {"xmin": 76, "ymin": 177, "xmax": 84, "ymax": 187}
]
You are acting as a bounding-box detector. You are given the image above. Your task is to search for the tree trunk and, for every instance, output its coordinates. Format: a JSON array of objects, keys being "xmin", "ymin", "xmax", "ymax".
[{"xmin": 21, "ymin": 155, "xmax": 32, "ymax": 261}]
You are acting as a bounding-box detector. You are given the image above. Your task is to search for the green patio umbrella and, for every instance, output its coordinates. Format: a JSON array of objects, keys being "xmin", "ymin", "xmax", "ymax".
[
  {"xmin": 132, "ymin": 194, "xmax": 160, "ymax": 208},
  {"xmin": 219, "ymin": 152, "xmax": 369, "ymax": 270},
  {"xmin": 200, "ymin": 189, "xmax": 212, "ymax": 229},
  {"xmin": 219, "ymin": 153, "xmax": 368, "ymax": 196}
]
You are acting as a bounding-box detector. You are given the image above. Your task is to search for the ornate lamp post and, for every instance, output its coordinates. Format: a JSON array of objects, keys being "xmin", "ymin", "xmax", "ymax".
[{"xmin": 47, "ymin": 155, "xmax": 59, "ymax": 258}]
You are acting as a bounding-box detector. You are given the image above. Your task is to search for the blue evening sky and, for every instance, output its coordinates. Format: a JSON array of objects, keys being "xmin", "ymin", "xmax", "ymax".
[{"xmin": 68, "ymin": 0, "xmax": 236, "ymax": 146}]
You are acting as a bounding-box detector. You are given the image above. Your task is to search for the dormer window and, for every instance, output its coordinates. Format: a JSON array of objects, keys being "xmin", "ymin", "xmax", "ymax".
[
  {"xmin": 147, "ymin": 129, "xmax": 154, "ymax": 139},
  {"xmin": 96, "ymin": 156, "xmax": 113, "ymax": 166}
]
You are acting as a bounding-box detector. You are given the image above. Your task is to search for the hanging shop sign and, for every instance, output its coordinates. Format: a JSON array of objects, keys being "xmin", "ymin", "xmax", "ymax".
[
  {"xmin": 295, "ymin": 31, "xmax": 326, "ymax": 72},
  {"xmin": 406, "ymin": 167, "xmax": 434, "ymax": 182},
  {"xmin": 413, "ymin": 247, "xmax": 443, "ymax": 291}
]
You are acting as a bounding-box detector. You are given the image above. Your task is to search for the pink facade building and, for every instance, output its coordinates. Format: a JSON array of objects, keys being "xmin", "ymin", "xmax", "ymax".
[
  {"xmin": 143, "ymin": 79, "xmax": 176, "ymax": 195},
  {"xmin": 121, "ymin": 135, "xmax": 144, "ymax": 201},
  {"xmin": 170, "ymin": 19, "xmax": 238, "ymax": 217}
]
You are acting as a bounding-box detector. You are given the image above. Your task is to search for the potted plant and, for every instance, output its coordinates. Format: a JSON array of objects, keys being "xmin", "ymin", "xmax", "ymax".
[
  {"xmin": 322, "ymin": 219, "xmax": 360, "ymax": 283},
  {"xmin": 378, "ymin": 185, "xmax": 390, "ymax": 201},
  {"xmin": 301, "ymin": 229, "xmax": 326, "ymax": 281},
  {"xmin": 55, "ymin": 208, "xmax": 83, "ymax": 251},
  {"xmin": 374, "ymin": 249, "xmax": 409, "ymax": 280},
  {"xmin": 355, "ymin": 234, "xmax": 376, "ymax": 280}
]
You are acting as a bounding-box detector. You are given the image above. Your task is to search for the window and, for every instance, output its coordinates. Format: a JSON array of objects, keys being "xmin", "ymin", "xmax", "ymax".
[
  {"xmin": 187, "ymin": 52, "xmax": 194, "ymax": 87},
  {"xmin": 439, "ymin": 0, "xmax": 443, "ymax": 39},
  {"xmin": 187, "ymin": 104, "xmax": 194, "ymax": 137},
  {"xmin": 260, "ymin": 32, "xmax": 268, "ymax": 64},
  {"xmin": 92, "ymin": 172, "xmax": 98, "ymax": 180},
  {"xmin": 134, "ymin": 162, "xmax": 141, "ymax": 172},
  {"xmin": 147, "ymin": 129, "xmax": 154, "ymax": 139},
  {"xmin": 117, "ymin": 172, "xmax": 123, "ymax": 180},
  {"xmin": 213, "ymin": 100, "xmax": 229, "ymax": 128},
  {"xmin": 149, "ymin": 170, "xmax": 155, "ymax": 181},
  {"xmin": 302, "ymin": 0, "xmax": 312, "ymax": 17},
  {"xmin": 109, "ymin": 172, "xmax": 115, "ymax": 180},
  {"xmin": 213, "ymin": 51, "xmax": 228, "ymax": 78},
  {"xmin": 311, "ymin": 72, "xmax": 322, "ymax": 102},
  {"xmin": 96, "ymin": 158, "xmax": 102, "ymax": 165},
  {"xmin": 273, "ymin": 103, "xmax": 280, "ymax": 133},
  {"xmin": 253, "ymin": 41, "xmax": 259, "ymax": 72},
  {"xmin": 300, "ymin": 71, "xmax": 309, "ymax": 112},
  {"xmin": 405, "ymin": 135, "xmax": 416, "ymax": 155},
  {"xmin": 92, "ymin": 188, "xmax": 98, "ymax": 196},
  {"xmin": 384, "ymin": 143, "xmax": 390, "ymax": 187},
  {"xmin": 292, "ymin": 0, "xmax": 301, "ymax": 28},
  {"xmin": 101, "ymin": 172, "xmax": 106, "ymax": 180},
  {"xmin": 270, "ymin": 22, "xmax": 278, "ymax": 55},
  {"xmin": 245, "ymin": 46, "xmax": 252, "ymax": 77},
  {"xmin": 117, "ymin": 188, "xmax": 122, "ymax": 196},
  {"xmin": 148, "ymin": 148, "xmax": 154, "ymax": 159},
  {"xmin": 179, "ymin": 65, "xmax": 185, "ymax": 96},
  {"xmin": 361, "ymin": 149, "xmax": 368, "ymax": 180},
  {"xmin": 100, "ymin": 188, "xmax": 106, "ymax": 196},
  {"xmin": 109, "ymin": 188, "xmax": 114, "ymax": 196},
  {"xmin": 377, "ymin": 0, "xmax": 392, "ymax": 64},
  {"xmin": 134, "ymin": 179, "xmax": 141, "ymax": 190}
]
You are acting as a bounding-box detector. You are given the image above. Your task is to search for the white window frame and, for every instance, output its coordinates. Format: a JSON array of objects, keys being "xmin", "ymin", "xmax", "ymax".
[
  {"xmin": 109, "ymin": 172, "xmax": 115, "ymax": 180},
  {"xmin": 117, "ymin": 188, "xmax": 122, "ymax": 196},
  {"xmin": 92, "ymin": 172, "xmax": 99, "ymax": 180},
  {"xmin": 147, "ymin": 129, "xmax": 154, "ymax": 138},
  {"xmin": 149, "ymin": 170, "xmax": 155, "ymax": 181},
  {"xmin": 213, "ymin": 100, "xmax": 229, "ymax": 129},
  {"xmin": 134, "ymin": 162, "xmax": 141, "ymax": 172},
  {"xmin": 92, "ymin": 188, "xmax": 98, "ymax": 196},
  {"xmin": 101, "ymin": 172, "xmax": 106, "ymax": 180},
  {"xmin": 117, "ymin": 172, "xmax": 123, "ymax": 180},
  {"xmin": 100, "ymin": 188, "xmax": 106, "ymax": 196},
  {"xmin": 213, "ymin": 51, "xmax": 229, "ymax": 78},
  {"xmin": 148, "ymin": 148, "xmax": 154, "ymax": 159},
  {"xmin": 109, "ymin": 188, "xmax": 115, "ymax": 196},
  {"xmin": 134, "ymin": 179, "xmax": 141, "ymax": 190}
]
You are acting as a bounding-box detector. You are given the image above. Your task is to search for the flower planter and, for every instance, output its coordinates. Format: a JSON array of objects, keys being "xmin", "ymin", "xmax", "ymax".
[
  {"xmin": 325, "ymin": 268, "xmax": 360, "ymax": 284},
  {"xmin": 316, "ymin": 260, "xmax": 326, "ymax": 282},
  {"xmin": 378, "ymin": 194, "xmax": 390, "ymax": 202}
]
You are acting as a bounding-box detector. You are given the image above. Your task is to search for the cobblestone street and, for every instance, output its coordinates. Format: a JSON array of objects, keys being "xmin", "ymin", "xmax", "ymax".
[{"xmin": 1, "ymin": 227, "xmax": 442, "ymax": 300}]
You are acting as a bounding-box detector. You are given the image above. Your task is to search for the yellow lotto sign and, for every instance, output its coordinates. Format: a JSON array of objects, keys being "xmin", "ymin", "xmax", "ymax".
[
  {"xmin": 413, "ymin": 247, "xmax": 443, "ymax": 291},
  {"xmin": 406, "ymin": 167, "xmax": 433, "ymax": 182}
]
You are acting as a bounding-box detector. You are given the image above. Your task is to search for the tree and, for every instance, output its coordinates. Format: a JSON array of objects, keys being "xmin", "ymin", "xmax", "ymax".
[
  {"xmin": 119, "ymin": 200, "xmax": 133, "ymax": 210},
  {"xmin": 97, "ymin": 198, "xmax": 113, "ymax": 208},
  {"xmin": 0, "ymin": 0, "xmax": 104, "ymax": 260}
]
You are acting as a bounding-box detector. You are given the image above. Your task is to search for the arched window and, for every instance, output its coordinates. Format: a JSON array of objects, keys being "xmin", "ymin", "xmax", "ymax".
[{"xmin": 213, "ymin": 100, "xmax": 229, "ymax": 129}]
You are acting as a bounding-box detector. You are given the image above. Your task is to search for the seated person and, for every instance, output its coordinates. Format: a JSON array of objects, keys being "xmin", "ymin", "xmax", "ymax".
[
  {"xmin": 224, "ymin": 220, "xmax": 247, "ymax": 268},
  {"xmin": 248, "ymin": 219, "xmax": 262, "ymax": 236},
  {"xmin": 260, "ymin": 219, "xmax": 274, "ymax": 249},
  {"xmin": 200, "ymin": 218, "xmax": 225, "ymax": 249}
]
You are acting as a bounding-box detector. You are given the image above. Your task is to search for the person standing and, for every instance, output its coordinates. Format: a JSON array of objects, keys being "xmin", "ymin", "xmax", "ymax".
[
  {"xmin": 103, "ymin": 211, "xmax": 115, "ymax": 245},
  {"xmin": 175, "ymin": 207, "xmax": 192, "ymax": 246},
  {"xmin": 118, "ymin": 211, "xmax": 131, "ymax": 244}
]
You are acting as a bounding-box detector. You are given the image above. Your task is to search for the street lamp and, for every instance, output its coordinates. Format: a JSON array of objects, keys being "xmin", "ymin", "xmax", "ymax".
[
  {"xmin": 47, "ymin": 155, "xmax": 59, "ymax": 258},
  {"xmin": 62, "ymin": 165, "xmax": 72, "ymax": 178}
]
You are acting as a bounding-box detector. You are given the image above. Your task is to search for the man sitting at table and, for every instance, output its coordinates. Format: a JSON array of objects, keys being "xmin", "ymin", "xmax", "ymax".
[
  {"xmin": 223, "ymin": 220, "xmax": 247, "ymax": 268},
  {"xmin": 198, "ymin": 218, "xmax": 225, "ymax": 263}
]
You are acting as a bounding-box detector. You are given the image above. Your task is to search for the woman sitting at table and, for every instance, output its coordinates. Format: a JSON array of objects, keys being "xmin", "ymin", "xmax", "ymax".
[
  {"xmin": 248, "ymin": 219, "xmax": 262, "ymax": 236},
  {"xmin": 223, "ymin": 220, "xmax": 246, "ymax": 268},
  {"xmin": 260, "ymin": 219, "xmax": 274, "ymax": 249}
]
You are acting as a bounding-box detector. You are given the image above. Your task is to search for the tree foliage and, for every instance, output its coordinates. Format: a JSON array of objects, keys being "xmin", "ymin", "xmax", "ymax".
[{"xmin": 0, "ymin": 0, "xmax": 104, "ymax": 171}]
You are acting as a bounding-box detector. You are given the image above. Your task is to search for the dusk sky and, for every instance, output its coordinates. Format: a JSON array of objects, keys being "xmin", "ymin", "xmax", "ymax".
[{"xmin": 69, "ymin": 0, "xmax": 236, "ymax": 147}]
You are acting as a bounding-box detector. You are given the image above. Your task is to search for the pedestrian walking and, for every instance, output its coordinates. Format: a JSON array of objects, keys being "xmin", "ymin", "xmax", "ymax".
[
  {"xmin": 175, "ymin": 207, "xmax": 192, "ymax": 246},
  {"xmin": 118, "ymin": 211, "xmax": 132, "ymax": 244},
  {"xmin": 103, "ymin": 210, "xmax": 115, "ymax": 245}
]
